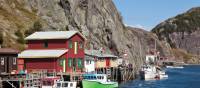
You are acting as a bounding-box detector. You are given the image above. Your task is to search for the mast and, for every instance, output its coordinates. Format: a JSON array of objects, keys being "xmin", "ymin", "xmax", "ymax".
[{"xmin": 154, "ymin": 39, "xmax": 156, "ymax": 52}]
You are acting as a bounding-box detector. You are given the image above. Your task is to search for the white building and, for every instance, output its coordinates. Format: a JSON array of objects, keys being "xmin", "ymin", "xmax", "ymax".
[{"xmin": 84, "ymin": 55, "xmax": 95, "ymax": 73}]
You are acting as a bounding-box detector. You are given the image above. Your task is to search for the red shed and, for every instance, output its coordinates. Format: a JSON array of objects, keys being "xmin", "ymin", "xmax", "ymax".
[{"xmin": 18, "ymin": 31, "xmax": 86, "ymax": 74}]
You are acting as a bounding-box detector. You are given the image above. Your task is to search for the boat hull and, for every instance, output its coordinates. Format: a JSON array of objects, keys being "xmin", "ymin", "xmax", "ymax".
[
  {"xmin": 82, "ymin": 80, "xmax": 118, "ymax": 88},
  {"xmin": 140, "ymin": 71, "xmax": 157, "ymax": 80}
]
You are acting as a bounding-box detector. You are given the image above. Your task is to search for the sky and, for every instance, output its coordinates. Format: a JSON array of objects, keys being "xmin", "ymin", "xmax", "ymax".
[{"xmin": 113, "ymin": 0, "xmax": 200, "ymax": 31}]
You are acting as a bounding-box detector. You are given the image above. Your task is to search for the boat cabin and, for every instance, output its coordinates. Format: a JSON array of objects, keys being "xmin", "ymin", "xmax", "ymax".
[
  {"xmin": 145, "ymin": 55, "xmax": 158, "ymax": 64},
  {"xmin": 55, "ymin": 81, "xmax": 77, "ymax": 88},
  {"xmin": 0, "ymin": 48, "xmax": 18, "ymax": 74},
  {"xmin": 18, "ymin": 31, "xmax": 86, "ymax": 74}
]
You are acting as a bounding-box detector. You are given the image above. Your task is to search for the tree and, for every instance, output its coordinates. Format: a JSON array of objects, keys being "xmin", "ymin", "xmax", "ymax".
[{"xmin": 25, "ymin": 20, "xmax": 43, "ymax": 36}]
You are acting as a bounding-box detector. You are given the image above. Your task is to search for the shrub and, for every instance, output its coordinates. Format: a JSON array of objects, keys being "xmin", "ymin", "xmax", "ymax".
[
  {"xmin": 15, "ymin": 30, "xmax": 26, "ymax": 44},
  {"xmin": 25, "ymin": 20, "xmax": 42, "ymax": 36}
]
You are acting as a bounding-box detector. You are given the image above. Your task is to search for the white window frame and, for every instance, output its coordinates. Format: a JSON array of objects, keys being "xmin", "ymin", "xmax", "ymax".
[
  {"xmin": 13, "ymin": 57, "xmax": 16, "ymax": 65},
  {"xmin": 1, "ymin": 57, "xmax": 4, "ymax": 65}
]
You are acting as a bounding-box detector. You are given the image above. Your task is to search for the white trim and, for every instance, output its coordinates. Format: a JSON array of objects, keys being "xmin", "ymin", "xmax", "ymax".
[
  {"xmin": 13, "ymin": 57, "xmax": 17, "ymax": 65},
  {"xmin": 1, "ymin": 57, "xmax": 4, "ymax": 65},
  {"xmin": 18, "ymin": 49, "xmax": 68, "ymax": 58}
]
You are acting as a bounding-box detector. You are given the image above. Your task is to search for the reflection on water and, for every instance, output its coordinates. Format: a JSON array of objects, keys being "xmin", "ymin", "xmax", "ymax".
[{"xmin": 120, "ymin": 65, "xmax": 200, "ymax": 88}]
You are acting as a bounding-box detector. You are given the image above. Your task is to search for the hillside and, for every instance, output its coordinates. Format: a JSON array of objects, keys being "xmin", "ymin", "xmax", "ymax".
[
  {"xmin": 152, "ymin": 7, "xmax": 200, "ymax": 63},
  {"xmin": 0, "ymin": 0, "xmax": 173, "ymax": 74}
]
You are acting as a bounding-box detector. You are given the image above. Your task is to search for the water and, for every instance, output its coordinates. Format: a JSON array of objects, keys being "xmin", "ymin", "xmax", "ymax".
[{"xmin": 120, "ymin": 65, "xmax": 200, "ymax": 88}]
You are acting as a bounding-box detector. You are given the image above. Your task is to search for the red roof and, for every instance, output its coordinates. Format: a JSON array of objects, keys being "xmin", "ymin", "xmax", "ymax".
[{"xmin": 0, "ymin": 48, "xmax": 19, "ymax": 54}]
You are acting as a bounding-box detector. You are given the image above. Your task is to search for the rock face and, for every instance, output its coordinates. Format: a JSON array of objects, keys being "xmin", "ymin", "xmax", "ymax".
[
  {"xmin": 0, "ymin": 0, "xmax": 173, "ymax": 74},
  {"xmin": 152, "ymin": 7, "xmax": 200, "ymax": 63}
]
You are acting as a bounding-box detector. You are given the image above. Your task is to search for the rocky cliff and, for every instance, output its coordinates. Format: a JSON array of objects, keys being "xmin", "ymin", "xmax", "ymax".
[
  {"xmin": 0, "ymin": 0, "xmax": 173, "ymax": 74},
  {"xmin": 152, "ymin": 7, "xmax": 200, "ymax": 63}
]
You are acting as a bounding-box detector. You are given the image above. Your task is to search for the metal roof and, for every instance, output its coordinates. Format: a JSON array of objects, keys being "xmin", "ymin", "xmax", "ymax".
[
  {"xmin": 0, "ymin": 48, "xmax": 19, "ymax": 54},
  {"xmin": 25, "ymin": 31, "xmax": 86, "ymax": 40},
  {"xmin": 85, "ymin": 50, "xmax": 117, "ymax": 58},
  {"xmin": 18, "ymin": 49, "xmax": 68, "ymax": 58}
]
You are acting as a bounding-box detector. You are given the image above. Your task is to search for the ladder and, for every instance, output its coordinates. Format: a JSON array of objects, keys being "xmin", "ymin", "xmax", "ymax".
[{"xmin": 106, "ymin": 68, "xmax": 111, "ymax": 77}]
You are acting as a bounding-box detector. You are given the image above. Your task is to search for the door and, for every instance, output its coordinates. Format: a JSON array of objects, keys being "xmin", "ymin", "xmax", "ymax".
[
  {"xmin": 0, "ymin": 57, "xmax": 5, "ymax": 73},
  {"xmin": 73, "ymin": 59, "xmax": 76, "ymax": 72},
  {"xmin": 106, "ymin": 58, "xmax": 110, "ymax": 67}
]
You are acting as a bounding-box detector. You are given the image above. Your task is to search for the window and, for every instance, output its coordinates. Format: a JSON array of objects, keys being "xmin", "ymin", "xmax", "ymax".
[
  {"xmin": 73, "ymin": 59, "xmax": 76, "ymax": 67},
  {"xmin": 79, "ymin": 41, "xmax": 83, "ymax": 49},
  {"xmin": 102, "ymin": 76, "xmax": 104, "ymax": 79},
  {"xmin": 68, "ymin": 40, "xmax": 73, "ymax": 48},
  {"xmin": 57, "ymin": 83, "xmax": 61, "ymax": 87},
  {"xmin": 44, "ymin": 41, "xmax": 48, "ymax": 48},
  {"xmin": 68, "ymin": 58, "xmax": 72, "ymax": 67},
  {"xmin": 86, "ymin": 60, "xmax": 90, "ymax": 65},
  {"xmin": 59, "ymin": 59, "xmax": 64, "ymax": 66},
  {"xmin": 78, "ymin": 58, "xmax": 82, "ymax": 68},
  {"xmin": 70, "ymin": 83, "xmax": 73, "ymax": 87},
  {"xmin": 74, "ymin": 42, "xmax": 78, "ymax": 54},
  {"xmin": 63, "ymin": 83, "xmax": 68, "ymax": 87},
  {"xmin": 13, "ymin": 57, "xmax": 16, "ymax": 65},
  {"xmin": 1, "ymin": 57, "xmax": 4, "ymax": 65}
]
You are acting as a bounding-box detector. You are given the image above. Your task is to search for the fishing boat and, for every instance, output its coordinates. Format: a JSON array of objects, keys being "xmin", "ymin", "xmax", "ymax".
[
  {"xmin": 140, "ymin": 65, "xmax": 157, "ymax": 79},
  {"xmin": 82, "ymin": 74, "xmax": 118, "ymax": 88},
  {"xmin": 140, "ymin": 65, "xmax": 168, "ymax": 80},
  {"xmin": 54, "ymin": 80, "xmax": 77, "ymax": 88},
  {"xmin": 41, "ymin": 76, "xmax": 77, "ymax": 88},
  {"xmin": 41, "ymin": 76, "xmax": 60, "ymax": 88}
]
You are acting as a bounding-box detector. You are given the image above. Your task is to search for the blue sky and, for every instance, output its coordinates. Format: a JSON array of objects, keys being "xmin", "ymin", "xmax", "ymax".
[{"xmin": 113, "ymin": 0, "xmax": 200, "ymax": 31}]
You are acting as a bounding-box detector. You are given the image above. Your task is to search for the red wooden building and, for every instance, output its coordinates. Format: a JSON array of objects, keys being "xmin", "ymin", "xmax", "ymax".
[{"xmin": 18, "ymin": 31, "xmax": 86, "ymax": 74}]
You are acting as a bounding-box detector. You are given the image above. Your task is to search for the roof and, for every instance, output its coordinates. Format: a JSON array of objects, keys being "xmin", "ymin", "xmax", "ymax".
[
  {"xmin": 25, "ymin": 31, "xmax": 86, "ymax": 40},
  {"xmin": 0, "ymin": 48, "xmax": 19, "ymax": 54},
  {"xmin": 18, "ymin": 49, "xmax": 68, "ymax": 58},
  {"xmin": 85, "ymin": 50, "xmax": 118, "ymax": 58}
]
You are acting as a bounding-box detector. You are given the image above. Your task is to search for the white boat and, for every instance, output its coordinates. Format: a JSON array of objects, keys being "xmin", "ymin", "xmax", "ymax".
[
  {"xmin": 54, "ymin": 80, "xmax": 77, "ymax": 88},
  {"xmin": 140, "ymin": 53, "xmax": 169, "ymax": 80},
  {"xmin": 140, "ymin": 65, "xmax": 157, "ymax": 80},
  {"xmin": 166, "ymin": 66, "xmax": 184, "ymax": 69},
  {"xmin": 41, "ymin": 76, "xmax": 77, "ymax": 88},
  {"xmin": 158, "ymin": 71, "xmax": 168, "ymax": 79},
  {"xmin": 41, "ymin": 76, "xmax": 60, "ymax": 88},
  {"xmin": 82, "ymin": 74, "xmax": 118, "ymax": 88},
  {"xmin": 140, "ymin": 65, "xmax": 169, "ymax": 80}
]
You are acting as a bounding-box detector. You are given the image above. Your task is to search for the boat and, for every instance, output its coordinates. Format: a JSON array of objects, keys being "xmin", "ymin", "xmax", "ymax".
[
  {"xmin": 140, "ymin": 65, "xmax": 157, "ymax": 80},
  {"xmin": 140, "ymin": 65, "xmax": 169, "ymax": 80},
  {"xmin": 41, "ymin": 76, "xmax": 77, "ymax": 88},
  {"xmin": 82, "ymin": 74, "xmax": 118, "ymax": 88},
  {"xmin": 166, "ymin": 66, "xmax": 184, "ymax": 69},
  {"xmin": 157, "ymin": 69, "xmax": 168, "ymax": 79},
  {"xmin": 41, "ymin": 76, "xmax": 60, "ymax": 88},
  {"xmin": 54, "ymin": 80, "xmax": 77, "ymax": 88}
]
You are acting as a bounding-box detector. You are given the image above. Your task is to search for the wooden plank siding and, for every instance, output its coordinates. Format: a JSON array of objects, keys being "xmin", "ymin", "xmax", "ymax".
[
  {"xmin": 95, "ymin": 57, "xmax": 118, "ymax": 68},
  {"xmin": 0, "ymin": 54, "xmax": 17, "ymax": 74}
]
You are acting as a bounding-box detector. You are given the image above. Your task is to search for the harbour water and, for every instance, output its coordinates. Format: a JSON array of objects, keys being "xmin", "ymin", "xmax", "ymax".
[{"xmin": 120, "ymin": 65, "xmax": 200, "ymax": 88}]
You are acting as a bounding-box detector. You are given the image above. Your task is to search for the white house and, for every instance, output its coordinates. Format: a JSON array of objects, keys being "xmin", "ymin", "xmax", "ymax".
[{"xmin": 84, "ymin": 55, "xmax": 95, "ymax": 73}]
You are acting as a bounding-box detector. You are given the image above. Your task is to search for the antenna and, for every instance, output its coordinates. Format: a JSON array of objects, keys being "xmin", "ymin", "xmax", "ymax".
[{"xmin": 155, "ymin": 39, "xmax": 156, "ymax": 51}]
